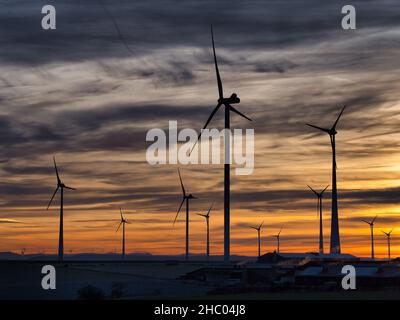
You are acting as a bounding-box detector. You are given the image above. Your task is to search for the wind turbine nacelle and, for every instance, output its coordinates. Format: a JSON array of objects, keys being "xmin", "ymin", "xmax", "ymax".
[{"xmin": 221, "ymin": 93, "xmax": 240, "ymax": 104}]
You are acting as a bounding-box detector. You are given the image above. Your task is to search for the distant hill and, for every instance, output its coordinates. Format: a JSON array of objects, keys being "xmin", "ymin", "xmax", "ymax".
[
  {"xmin": 0, "ymin": 251, "xmax": 253, "ymax": 262},
  {"xmin": 0, "ymin": 252, "xmax": 22, "ymax": 260}
]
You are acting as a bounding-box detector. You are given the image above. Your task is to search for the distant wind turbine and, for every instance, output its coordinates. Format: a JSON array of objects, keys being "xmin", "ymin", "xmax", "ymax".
[
  {"xmin": 47, "ymin": 156, "xmax": 76, "ymax": 262},
  {"xmin": 307, "ymin": 105, "xmax": 346, "ymax": 254},
  {"xmin": 116, "ymin": 208, "xmax": 130, "ymax": 260},
  {"xmin": 197, "ymin": 203, "xmax": 213, "ymax": 262},
  {"xmin": 273, "ymin": 228, "xmax": 283, "ymax": 253},
  {"xmin": 250, "ymin": 221, "xmax": 264, "ymax": 258},
  {"xmin": 308, "ymin": 185, "xmax": 329, "ymax": 254},
  {"xmin": 174, "ymin": 168, "xmax": 197, "ymax": 261},
  {"xmin": 382, "ymin": 229, "xmax": 393, "ymax": 260},
  {"xmin": 192, "ymin": 26, "xmax": 252, "ymax": 265},
  {"xmin": 361, "ymin": 215, "xmax": 377, "ymax": 259}
]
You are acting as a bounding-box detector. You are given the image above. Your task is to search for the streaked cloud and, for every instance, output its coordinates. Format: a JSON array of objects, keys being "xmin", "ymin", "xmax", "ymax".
[{"xmin": 0, "ymin": 1, "xmax": 399, "ymax": 258}]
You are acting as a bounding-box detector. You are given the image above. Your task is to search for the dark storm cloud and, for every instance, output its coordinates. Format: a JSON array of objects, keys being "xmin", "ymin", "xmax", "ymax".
[
  {"xmin": 2, "ymin": 172, "xmax": 399, "ymax": 213},
  {"xmin": 1, "ymin": 83, "xmax": 391, "ymax": 159},
  {"xmin": 0, "ymin": 102, "xmax": 208, "ymax": 157},
  {"xmin": 341, "ymin": 187, "xmax": 400, "ymax": 205},
  {"xmin": 0, "ymin": 0, "xmax": 399, "ymax": 160},
  {"xmin": 253, "ymin": 60, "xmax": 298, "ymax": 74},
  {"xmin": 55, "ymin": 103, "xmax": 205, "ymax": 131},
  {"xmin": 346, "ymin": 215, "xmax": 400, "ymax": 225},
  {"xmin": 1, "ymin": 0, "xmax": 399, "ymax": 65}
]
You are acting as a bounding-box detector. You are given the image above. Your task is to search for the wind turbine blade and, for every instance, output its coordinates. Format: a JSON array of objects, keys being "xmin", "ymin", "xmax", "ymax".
[
  {"xmin": 229, "ymin": 105, "xmax": 252, "ymax": 121},
  {"xmin": 361, "ymin": 219, "xmax": 371, "ymax": 225},
  {"xmin": 190, "ymin": 103, "xmax": 222, "ymax": 156},
  {"xmin": 307, "ymin": 185, "xmax": 318, "ymax": 196},
  {"xmin": 206, "ymin": 202, "xmax": 214, "ymax": 217},
  {"xmin": 332, "ymin": 105, "xmax": 346, "ymax": 130},
  {"xmin": 47, "ymin": 187, "xmax": 59, "ymax": 209},
  {"xmin": 259, "ymin": 220, "xmax": 264, "ymax": 229},
  {"xmin": 371, "ymin": 215, "xmax": 378, "ymax": 224},
  {"xmin": 197, "ymin": 214, "xmax": 207, "ymax": 218},
  {"xmin": 306, "ymin": 123, "xmax": 330, "ymax": 134},
  {"xmin": 120, "ymin": 208, "xmax": 124, "ymax": 220},
  {"xmin": 53, "ymin": 156, "xmax": 61, "ymax": 184},
  {"xmin": 321, "ymin": 185, "xmax": 329, "ymax": 194},
  {"xmin": 278, "ymin": 228, "xmax": 282, "ymax": 236},
  {"xmin": 211, "ymin": 25, "xmax": 223, "ymax": 99},
  {"xmin": 382, "ymin": 230, "xmax": 389, "ymax": 236},
  {"xmin": 64, "ymin": 186, "xmax": 76, "ymax": 190},
  {"xmin": 116, "ymin": 221, "xmax": 122, "ymax": 233},
  {"xmin": 173, "ymin": 198, "xmax": 185, "ymax": 225},
  {"xmin": 249, "ymin": 226, "xmax": 258, "ymax": 230},
  {"xmin": 98, "ymin": 0, "xmax": 135, "ymax": 56},
  {"xmin": 177, "ymin": 168, "xmax": 186, "ymax": 197}
]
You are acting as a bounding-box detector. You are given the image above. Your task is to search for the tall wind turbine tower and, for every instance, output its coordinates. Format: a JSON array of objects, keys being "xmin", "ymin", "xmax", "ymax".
[
  {"xmin": 308, "ymin": 185, "xmax": 329, "ymax": 254},
  {"xmin": 362, "ymin": 216, "xmax": 377, "ymax": 260},
  {"xmin": 197, "ymin": 203, "xmax": 213, "ymax": 262},
  {"xmin": 250, "ymin": 221, "xmax": 264, "ymax": 258},
  {"xmin": 273, "ymin": 228, "xmax": 283, "ymax": 254},
  {"xmin": 192, "ymin": 26, "xmax": 252, "ymax": 265},
  {"xmin": 116, "ymin": 208, "xmax": 130, "ymax": 260},
  {"xmin": 174, "ymin": 168, "xmax": 197, "ymax": 261},
  {"xmin": 47, "ymin": 156, "xmax": 76, "ymax": 262},
  {"xmin": 382, "ymin": 229, "xmax": 393, "ymax": 261},
  {"xmin": 307, "ymin": 105, "xmax": 346, "ymax": 254}
]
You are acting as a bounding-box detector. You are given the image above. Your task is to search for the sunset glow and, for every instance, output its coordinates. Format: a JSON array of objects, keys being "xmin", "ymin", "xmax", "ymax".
[{"xmin": 1, "ymin": 0, "xmax": 400, "ymax": 259}]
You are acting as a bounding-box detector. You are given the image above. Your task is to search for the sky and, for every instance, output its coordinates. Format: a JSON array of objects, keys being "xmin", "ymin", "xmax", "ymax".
[{"xmin": 1, "ymin": 0, "xmax": 400, "ymax": 258}]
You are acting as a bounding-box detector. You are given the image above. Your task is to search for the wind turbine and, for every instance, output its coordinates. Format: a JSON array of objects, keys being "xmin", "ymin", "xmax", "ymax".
[
  {"xmin": 307, "ymin": 105, "xmax": 346, "ymax": 254},
  {"xmin": 250, "ymin": 221, "xmax": 264, "ymax": 258},
  {"xmin": 173, "ymin": 168, "xmax": 197, "ymax": 261},
  {"xmin": 116, "ymin": 208, "xmax": 130, "ymax": 260},
  {"xmin": 197, "ymin": 203, "xmax": 213, "ymax": 262},
  {"xmin": 361, "ymin": 215, "xmax": 377, "ymax": 259},
  {"xmin": 382, "ymin": 229, "xmax": 393, "ymax": 260},
  {"xmin": 47, "ymin": 156, "xmax": 76, "ymax": 262},
  {"xmin": 273, "ymin": 228, "xmax": 283, "ymax": 253},
  {"xmin": 192, "ymin": 25, "xmax": 252, "ymax": 265},
  {"xmin": 308, "ymin": 185, "xmax": 329, "ymax": 254}
]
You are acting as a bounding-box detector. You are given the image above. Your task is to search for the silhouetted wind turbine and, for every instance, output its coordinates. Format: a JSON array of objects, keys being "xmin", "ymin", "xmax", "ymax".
[
  {"xmin": 47, "ymin": 156, "xmax": 76, "ymax": 262},
  {"xmin": 382, "ymin": 229, "xmax": 393, "ymax": 260},
  {"xmin": 362, "ymin": 215, "xmax": 377, "ymax": 259},
  {"xmin": 192, "ymin": 25, "xmax": 252, "ymax": 265},
  {"xmin": 273, "ymin": 228, "xmax": 283, "ymax": 253},
  {"xmin": 197, "ymin": 203, "xmax": 213, "ymax": 262},
  {"xmin": 307, "ymin": 105, "xmax": 346, "ymax": 254},
  {"xmin": 250, "ymin": 221, "xmax": 264, "ymax": 258},
  {"xmin": 308, "ymin": 185, "xmax": 329, "ymax": 254},
  {"xmin": 174, "ymin": 168, "xmax": 197, "ymax": 261},
  {"xmin": 116, "ymin": 208, "xmax": 130, "ymax": 260}
]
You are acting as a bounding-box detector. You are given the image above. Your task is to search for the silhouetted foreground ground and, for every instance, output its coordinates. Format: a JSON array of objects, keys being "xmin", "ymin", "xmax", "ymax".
[
  {"xmin": 1, "ymin": 261, "xmax": 400, "ymax": 300},
  {"xmin": 0, "ymin": 261, "xmax": 209, "ymax": 299}
]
